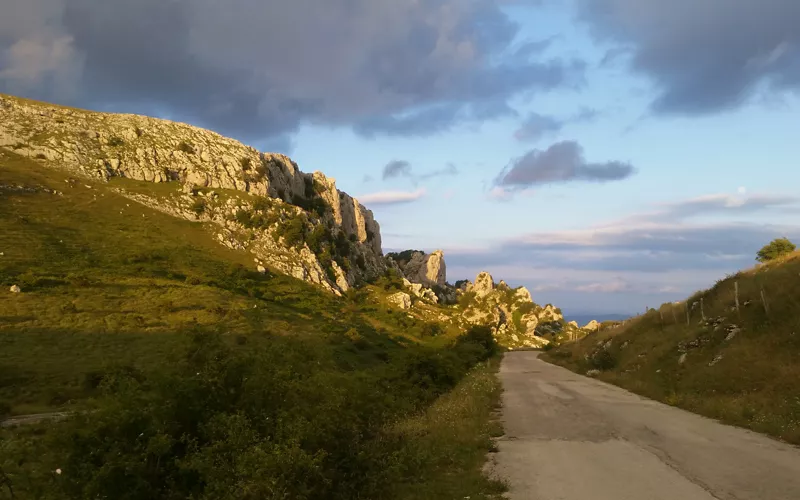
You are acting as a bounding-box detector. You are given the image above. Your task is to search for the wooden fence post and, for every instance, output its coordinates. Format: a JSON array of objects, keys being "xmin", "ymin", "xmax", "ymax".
[
  {"xmin": 671, "ymin": 305, "xmax": 677, "ymax": 324},
  {"xmin": 701, "ymin": 297, "xmax": 706, "ymax": 321},
  {"xmin": 761, "ymin": 287, "xmax": 769, "ymax": 316},
  {"xmin": 685, "ymin": 303, "xmax": 690, "ymax": 326},
  {"xmin": 735, "ymin": 281, "xmax": 740, "ymax": 314}
]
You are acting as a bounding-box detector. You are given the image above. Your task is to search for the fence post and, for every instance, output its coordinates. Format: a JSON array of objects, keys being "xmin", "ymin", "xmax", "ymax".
[
  {"xmin": 671, "ymin": 305, "xmax": 677, "ymax": 324},
  {"xmin": 686, "ymin": 303, "xmax": 690, "ymax": 326},
  {"xmin": 735, "ymin": 281, "xmax": 740, "ymax": 314},
  {"xmin": 701, "ymin": 297, "xmax": 706, "ymax": 321},
  {"xmin": 761, "ymin": 287, "xmax": 769, "ymax": 316}
]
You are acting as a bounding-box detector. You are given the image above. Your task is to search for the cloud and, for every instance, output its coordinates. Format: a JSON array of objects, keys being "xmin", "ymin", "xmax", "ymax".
[
  {"xmin": 513, "ymin": 113, "xmax": 563, "ymax": 142},
  {"xmin": 418, "ymin": 162, "xmax": 459, "ymax": 181},
  {"xmin": 494, "ymin": 140, "xmax": 635, "ymax": 188},
  {"xmin": 382, "ymin": 160, "xmax": 413, "ymax": 180},
  {"xmin": 357, "ymin": 188, "xmax": 427, "ymax": 206},
  {"xmin": 579, "ymin": 0, "xmax": 800, "ymax": 114},
  {"xmin": 513, "ymin": 107, "xmax": 599, "ymax": 142},
  {"xmin": 444, "ymin": 191, "xmax": 800, "ymax": 312},
  {"xmin": 0, "ymin": 0, "xmax": 584, "ymax": 143},
  {"xmin": 381, "ymin": 160, "xmax": 458, "ymax": 184}
]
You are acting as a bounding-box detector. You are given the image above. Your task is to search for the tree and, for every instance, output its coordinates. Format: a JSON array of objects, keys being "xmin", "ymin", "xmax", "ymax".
[{"xmin": 756, "ymin": 237, "xmax": 796, "ymax": 263}]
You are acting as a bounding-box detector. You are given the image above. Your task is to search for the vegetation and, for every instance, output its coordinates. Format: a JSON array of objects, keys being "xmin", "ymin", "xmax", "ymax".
[
  {"xmin": 757, "ymin": 237, "xmax": 796, "ymax": 263},
  {"xmin": 0, "ymin": 149, "xmax": 505, "ymax": 498},
  {"xmin": 543, "ymin": 249, "xmax": 800, "ymax": 444},
  {"xmin": 177, "ymin": 141, "xmax": 195, "ymax": 154},
  {"xmin": 387, "ymin": 250, "xmax": 422, "ymax": 266},
  {"xmin": 108, "ymin": 136, "xmax": 125, "ymax": 147}
]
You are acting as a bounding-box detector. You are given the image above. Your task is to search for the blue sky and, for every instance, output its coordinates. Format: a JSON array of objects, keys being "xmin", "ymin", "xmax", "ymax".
[{"xmin": 2, "ymin": 0, "xmax": 799, "ymax": 315}]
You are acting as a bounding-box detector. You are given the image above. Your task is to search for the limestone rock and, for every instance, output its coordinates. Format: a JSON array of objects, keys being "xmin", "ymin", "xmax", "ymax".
[
  {"xmin": 473, "ymin": 271, "xmax": 494, "ymax": 297},
  {"xmin": 583, "ymin": 320, "xmax": 600, "ymax": 332},
  {"xmin": 0, "ymin": 93, "xmax": 387, "ymax": 295},
  {"xmin": 515, "ymin": 286, "xmax": 532, "ymax": 303},
  {"xmin": 388, "ymin": 292, "xmax": 412, "ymax": 310},
  {"xmin": 9, "ymin": 285, "xmax": 21, "ymax": 293},
  {"xmin": 398, "ymin": 250, "xmax": 446, "ymax": 287}
]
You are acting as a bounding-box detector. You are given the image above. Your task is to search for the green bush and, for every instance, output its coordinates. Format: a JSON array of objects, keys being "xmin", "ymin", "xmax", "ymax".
[
  {"xmin": 177, "ymin": 141, "xmax": 195, "ymax": 154},
  {"xmin": 757, "ymin": 237, "xmax": 796, "ymax": 263},
  {"xmin": 108, "ymin": 136, "xmax": 125, "ymax": 147},
  {"xmin": 191, "ymin": 198, "xmax": 207, "ymax": 217},
  {"xmin": 35, "ymin": 330, "xmax": 497, "ymax": 499},
  {"xmin": 590, "ymin": 348, "xmax": 617, "ymax": 371}
]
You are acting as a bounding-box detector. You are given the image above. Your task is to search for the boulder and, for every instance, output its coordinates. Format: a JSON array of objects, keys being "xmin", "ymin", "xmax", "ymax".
[
  {"xmin": 10, "ymin": 285, "xmax": 21, "ymax": 293},
  {"xmin": 388, "ymin": 292, "xmax": 412, "ymax": 310}
]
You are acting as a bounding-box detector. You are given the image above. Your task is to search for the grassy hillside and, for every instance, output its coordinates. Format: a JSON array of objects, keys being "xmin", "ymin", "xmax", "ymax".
[
  {"xmin": 0, "ymin": 149, "xmax": 505, "ymax": 499},
  {"xmin": 544, "ymin": 251, "xmax": 800, "ymax": 444}
]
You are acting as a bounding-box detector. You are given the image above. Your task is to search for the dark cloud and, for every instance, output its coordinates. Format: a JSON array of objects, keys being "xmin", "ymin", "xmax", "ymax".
[
  {"xmin": 495, "ymin": 140, "xmax": 634, "ymax": 187},
  {"xmin": 579, "ymin": 0, "xmax": 800, "ymax": 114},
  {"xmin": 513, "ymin": 107, "xmax": 599, "ymax": 142},
  {"xmin": 382, "ymin": 160, "xmax": 413, "ymax": 181},
  {"xmin": 0, "ymin": 0, "xmax": 583, "ymax": 143},
  {"xmin": 381, "ymin": 160, "xmax": 458, "ymax": 184},
  {"xmin": 513, "ymin": 113, "xmax": 563, "ymax": 141},
  {"xmin": 418, "ymin": 163, "xmax": 459, "ymax": 181}
]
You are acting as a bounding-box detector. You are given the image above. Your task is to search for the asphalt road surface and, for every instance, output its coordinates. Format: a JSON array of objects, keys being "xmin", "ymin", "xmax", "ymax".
[{"xmin": 494, "ymin": 351, "xmax": 800, "ymax": 500}]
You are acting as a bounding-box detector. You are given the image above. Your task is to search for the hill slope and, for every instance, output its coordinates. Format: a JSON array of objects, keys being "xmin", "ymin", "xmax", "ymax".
[
  {"xmin": 544, "ymin": 252, "xmax": 800, "ymax": 444},
  {"xmin": 0, "ymin": 149, "xmax": 506, "ymax": 499}
]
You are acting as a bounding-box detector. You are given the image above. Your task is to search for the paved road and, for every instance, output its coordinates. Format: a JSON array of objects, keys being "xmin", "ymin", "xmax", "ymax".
[{"xmin": 494, "ymin": 351, "xmax": 800, "ymax": 500}]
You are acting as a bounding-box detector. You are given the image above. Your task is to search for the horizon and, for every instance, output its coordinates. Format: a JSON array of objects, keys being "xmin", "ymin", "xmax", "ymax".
[{"xmin": 2, "ymin": 0, "xmax": 798, "ymax": 314}]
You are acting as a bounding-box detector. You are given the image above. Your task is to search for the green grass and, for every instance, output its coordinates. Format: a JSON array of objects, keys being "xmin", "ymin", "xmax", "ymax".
[
  {"xmin": 543, "ymin": 251, "xmax": 800, "ymax": 444},
  {"xmin": 0, "ymin": 148, "xmax": 504, "ymax": 499}
]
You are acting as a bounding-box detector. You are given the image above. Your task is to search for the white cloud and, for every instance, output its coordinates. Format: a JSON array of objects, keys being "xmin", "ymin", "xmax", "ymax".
[{"xmin": 357, "ymin": 188, "xmax": 426, "ymax": 206}]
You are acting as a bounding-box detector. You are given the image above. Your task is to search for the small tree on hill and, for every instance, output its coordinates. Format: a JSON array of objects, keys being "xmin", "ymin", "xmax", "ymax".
[{"xmin": 756, "ymin": 237, "xmax": 796, "ymax": 263}]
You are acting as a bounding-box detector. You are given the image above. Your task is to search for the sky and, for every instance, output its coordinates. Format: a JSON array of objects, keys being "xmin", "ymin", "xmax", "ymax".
[{"xmin": 2, "ymin": 0, "xmax": 799, "ymax": 316}]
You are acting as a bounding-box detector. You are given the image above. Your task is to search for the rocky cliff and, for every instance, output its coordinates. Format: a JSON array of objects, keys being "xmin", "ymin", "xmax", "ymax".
[
  {"xmin": 387, "ymin": 250, "xmax": 447, "ymax": 288},
  {"xmin": 0, "ymin": 94, "xmax": 384, "ymax": 293},
  {"xmin": 456, "ymin": 271, "xmax": 583, "ymax": 349}
]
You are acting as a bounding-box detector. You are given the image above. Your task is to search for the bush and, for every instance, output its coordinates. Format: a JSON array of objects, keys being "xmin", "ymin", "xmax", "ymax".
[
  {"xmin": 191, "ymin": 198, "xmax": 207, "ymax": 217},
  {"xmin": 43, "ymin": 331, "xmax": 496, "ymax": 499},
  {"xmin": 240, "ymin": 157, "xmax": 252, "ymax": 171},
  {"xmin": 108, "ymin": 136, "xmax": 125, "ymax": 147},
  {"xmin": 757, "ymin": 237, "xmax": 796, "ymax": 263},
  {"xmin": 590, "ymin": 348, "xmax": 617, "ymax": 371},
  {"xmin": 177, "ymin": 141, "xmax": 195, "ymax": 154}
]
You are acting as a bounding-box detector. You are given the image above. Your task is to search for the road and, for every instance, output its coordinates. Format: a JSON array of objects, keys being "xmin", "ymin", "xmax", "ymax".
[{"xmin": 493, "ymin": 351, "xmax": 800, "ymax": 500}]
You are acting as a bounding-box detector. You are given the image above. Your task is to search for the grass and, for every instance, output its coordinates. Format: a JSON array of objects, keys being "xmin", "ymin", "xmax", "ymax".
[
  {"xmin": 0, "ymin": 148, "xmax": 505, "ymax": 498},
  {"xmin": 543, "ymin": 252, "xmax": 800, "ymax": 444},
  {"xmin": 391, "ymin": 358, "xmax": 507, "ymax": 499}
]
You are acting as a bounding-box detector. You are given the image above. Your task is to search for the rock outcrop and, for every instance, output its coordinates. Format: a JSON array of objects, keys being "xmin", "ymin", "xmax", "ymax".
[
  {"xmin": 388, "ymin": 292, "xmax": 412, "ymax": 310},
  {"xmin": 0, "ymin": 93, "xmax": 385, "ymax": 293},
  {"xmin": 583, "ymin": 320, "xmax": 600, "ymax": 332},
  {"xmin": 392, "ymin": 250, "xmax": 446, "ymax": 287}
]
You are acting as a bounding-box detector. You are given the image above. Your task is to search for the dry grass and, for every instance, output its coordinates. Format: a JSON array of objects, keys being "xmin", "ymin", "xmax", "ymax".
[{"xmin": 544, "ymin": 253, "xmax": 800, "ymax": 444}]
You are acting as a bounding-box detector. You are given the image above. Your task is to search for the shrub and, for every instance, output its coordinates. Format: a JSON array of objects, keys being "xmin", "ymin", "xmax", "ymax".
[
  {"xmin": 177, "ymin": 141, "xmax": 195, "ymax": 154},
  {"xmin": 251, "ymin": 196, "xmax": 271, "ymax": 212},
  {"xmin": 757, "ymin": 237, "xmax": 796, "ymax": 263},
  {"xmin": 108, "ymin": 136, "xmax": 125, "ymax": 147},
  {"xmin": 590, "ymin": 348, "xmax": 617, "ymax": 371},
  {"xmin": 240, "ymin": 157, "xmax": 252, "ymax": 171},
  {"xmin": 35, "ymin": 153, "xmax": 47, "ymax": 159},
  {"xmin": 191, "ymin": 198, "xmax": 208, "ymax": 217}
]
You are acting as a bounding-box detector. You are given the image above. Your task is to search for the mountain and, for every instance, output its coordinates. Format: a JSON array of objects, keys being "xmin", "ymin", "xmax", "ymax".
[
  {"xmin": 566, "ymin": 313, "xmax": 630, "ymax": 327},
  {"xmin": 0, "ymin": 93, "xmax": 588, "ymax": 352},
  {"xmin": 544, "ymin": 251, "xmax": 800, "ymax": 445}
]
